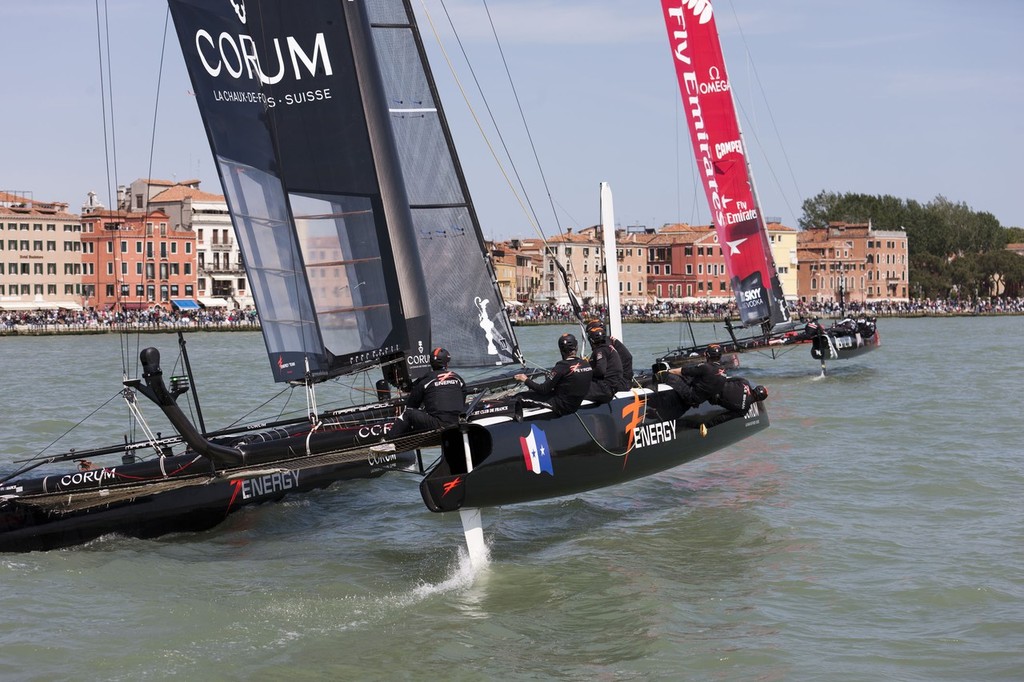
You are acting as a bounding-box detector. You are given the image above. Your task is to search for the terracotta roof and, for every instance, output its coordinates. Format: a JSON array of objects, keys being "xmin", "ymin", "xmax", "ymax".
[
  {"xmin": 83, "ymin": 208, "xmax": 170, "ymax": 220},
  {"xmin": 659, "ymin": 223, "xmax": 688, "ymax": 232},
  {"xmin": 546, "ymin": 231, "xmax": 601, "ymax": 244},
  {"xmin": 150, "ymin": 185, "xmax": 225, "ymax": 203},
  {"xmin": 0, "ymin": 203, "xmax": 77, "ymax": 219},
  {"xmin": 141, "ymin": 178, "xmax": 202, "ymax": 188}
]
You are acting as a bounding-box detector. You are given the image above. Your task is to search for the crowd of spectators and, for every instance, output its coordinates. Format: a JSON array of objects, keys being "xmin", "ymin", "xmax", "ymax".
[
  {"xmin": 506, "ymin": 297, "xmax": 1024, "ymax": 325},
  {"xmin": 1, "ymin": 305, "xmax": 259, "ymax": 333},
  {"xmin": 2, "ymin": 297, "xmax": 1022, "ymax": 334}
]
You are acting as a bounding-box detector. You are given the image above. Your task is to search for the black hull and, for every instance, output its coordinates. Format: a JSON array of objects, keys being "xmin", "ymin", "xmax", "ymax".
[
  {"xmin": 420, "ymin": 386, "xmax": 768, "ymax": 512},
  {"xmin": 0, "ymin": 419, "xmax": 417, "ymax": 553},
  {"xmin": 810, "ymin": 330, "xmax": 881, "ymax": 360},
  {"xmin": 661, "ymin": 321, "xmax": 880, "ymax": 368}
]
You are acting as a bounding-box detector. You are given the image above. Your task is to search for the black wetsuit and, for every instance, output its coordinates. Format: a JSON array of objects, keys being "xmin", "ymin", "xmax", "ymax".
[
  {"xmin": 389, "ymin": 368, "xmax": 466, "ymax": 438},
  {"xmin": 610, "ymin": 337, "xmax": 633, "ymax": 388},
  {"xmin": 584, "ymin": 341, "xmax": 625, "ymax": 404},
  {"xmin": 520, "ymin": 356, "xmax": 593, "ymax": 416},
  {"xmin": 678, "ymin": 360, "xmax": 727, "ymax": 405}
]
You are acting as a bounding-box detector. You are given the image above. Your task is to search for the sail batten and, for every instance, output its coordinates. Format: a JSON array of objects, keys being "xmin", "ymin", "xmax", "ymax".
[{"xmin": 660, "ymin": 0, "xmax": 789, "ymax": 328}]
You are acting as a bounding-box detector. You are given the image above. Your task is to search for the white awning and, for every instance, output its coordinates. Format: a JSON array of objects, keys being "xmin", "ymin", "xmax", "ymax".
[
  {"xmin": 198, "ymin": 297, "xmax": 229, "ymax": 307},
  {"xmin": 0, "ymin": 300, "xmax": 83, "ymax": 311}
]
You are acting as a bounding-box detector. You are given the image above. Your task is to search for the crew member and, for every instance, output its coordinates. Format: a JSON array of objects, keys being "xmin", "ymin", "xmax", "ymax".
[
  {"xmin": 663, "ymin": 343, "xmax": 728, "ymax": 407},
  {"xmin": 371, "ymin": 347, "xmax": 466, "ymax": 452},
  {"xmin": 607, "ymin": 333, "xmax": 634, "ymax": 388},
  {"xmin": 583, "ymin": 320, "xmax": 625, "ymax": 403},
  {"xmin": 514, "ymin": 333, "xmax": 592, "ymax": 416}
]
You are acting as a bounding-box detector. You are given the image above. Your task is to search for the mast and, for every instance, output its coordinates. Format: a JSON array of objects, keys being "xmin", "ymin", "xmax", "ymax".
[
  {"xmin": 660, "ymin": 0, "xmax": 789, "ymax": 328},
  {"xmin": 600, "ymin": 182, "xmax": 623, "ymax": 341}
]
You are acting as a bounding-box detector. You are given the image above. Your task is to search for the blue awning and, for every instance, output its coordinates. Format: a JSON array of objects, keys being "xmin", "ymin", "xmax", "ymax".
[{"xmin": 171, "ymin": 298, "xmax": 201, "ymax": 310}]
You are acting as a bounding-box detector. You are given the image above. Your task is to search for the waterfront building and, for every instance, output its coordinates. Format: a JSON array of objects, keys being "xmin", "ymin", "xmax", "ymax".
[
  {"xmin": 644, "ymin": 224, "xmax": 729, "ymax": 303},
  {"xmin": 797, "ymin": 222, "xmax": 909, "ymax": 304},
  {"xmin": 127, "ymin": 178, "xmax": 250, "ymax": 309},
  {"xmin": 0, "ymin": 191, "xmax": 85, "ymax": 311},
  {"xmin": 539, "ymin": 228, "xmax": 603, "ymax": 306},
  {"xmin": 765, "ymin": 221, "xmax": 799, "ymax": 306},
  {"xmin": 489, "ymin": 248, "xmax": 518, "ymax": 304},
  {"xmin": 81, "ymin": 198, "xmax": 196, "ymax": 311}
]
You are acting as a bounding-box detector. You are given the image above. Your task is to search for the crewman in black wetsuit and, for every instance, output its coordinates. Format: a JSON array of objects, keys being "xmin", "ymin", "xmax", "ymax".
[
  {"xmin": 663, "ymin": 343, "xmax": 728, "ymax": 407},
  {"xmin": 514, "ymin": 333, "xmax": 593, "ymax": 416},
  {"xmin": 609, "ymin": 334, "xmax": 634, "ymax": 387},
  {"xmin": 371, "ymin": 347, "xmax": 466, "ymax": 452},
  {"xmin": 583, "ymin": 320, "xmax": 625, "ymax": 404}
]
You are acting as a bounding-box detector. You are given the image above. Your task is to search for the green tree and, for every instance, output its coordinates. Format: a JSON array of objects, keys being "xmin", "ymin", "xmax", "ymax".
[
  {"xmin": 980, "ymin": 250, "xmax": 1024, "ymax": 298},
  {"xmin": 908, "ymin": 253, "xmax": 950, "ymax": 298},
  {"xmin": 1005, "ymin": 227, "xmax": 1024, "ymax": 243}
]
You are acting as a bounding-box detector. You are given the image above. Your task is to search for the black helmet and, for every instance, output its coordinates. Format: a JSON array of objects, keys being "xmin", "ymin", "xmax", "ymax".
[
  {"xmin": 585, "ymin": 320, "xmax": 606, "ymax": 345},
  {"xmin": 704, "ymin": 344, "xmax": 723, "ymax": 362},
  {"xmin": 558, "ymin": 333, "xmax": 578, "ymax": 357},
  {"xmin": 430, "ymin": 347, "xmax": 450, "ymax": 369}
]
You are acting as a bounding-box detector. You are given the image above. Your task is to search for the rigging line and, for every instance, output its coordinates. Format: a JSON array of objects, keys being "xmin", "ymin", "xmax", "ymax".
[
  {"xmin": 416, "ymin": 0, "xmax": 545, "ymax": 244},
  {"xmin": 725, "ymin": 0, "xmax": 804, "ymax": 217},
  {"xmin": 435, "ymin": 0, "xmax": 547, "ymax": 237},
  {"xmin": 95, "ymin": 0, "xmax": 131, "ymax": 378},
  {"xmin": 93, "ymin": 0, "xmax": 115, "ymax": 214},
  {"xmin": 131, "ymin": 7, "xmax": 175, "ymax": 383},
  {"xmin": 218, "ymin": 386, "xmax": 298, "ymax": 430},
  {"xmin": 733, "ymin": 97, "xmax": 800, "ymax": 225},
  {"xmin": 479, "ymin": 0, "xmax": 563, "ymax": 236},
  {"xmin": 22, "ymin": 391, "xmax": 125, "ymax": 463}
]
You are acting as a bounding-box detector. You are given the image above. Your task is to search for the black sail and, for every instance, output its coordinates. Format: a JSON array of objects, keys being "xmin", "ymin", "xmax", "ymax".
[
  {"xmin": 168, "ymin": 0, "xmax": 430, "ymax": 382},
  {"xmin": 365, "ymin": 0, "xmax": 520, "ymax": 368}
]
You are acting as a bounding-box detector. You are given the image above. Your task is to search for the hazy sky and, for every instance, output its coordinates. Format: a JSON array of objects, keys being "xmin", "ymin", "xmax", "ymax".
[{"xmin": 3, "ymin": 0, "xmax": 1022, "ymax": 239}]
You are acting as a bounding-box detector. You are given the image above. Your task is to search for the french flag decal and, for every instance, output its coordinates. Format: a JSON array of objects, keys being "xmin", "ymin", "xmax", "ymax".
[{"xmin": 520, "ymin": 424, "xmax": 554, "ymax": 475}]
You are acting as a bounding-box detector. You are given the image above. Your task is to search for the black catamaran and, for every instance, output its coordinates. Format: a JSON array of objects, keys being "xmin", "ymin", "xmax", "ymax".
[
  {"xmin": 656, "ymin": 0, "xmax": 879, "ymax": 374},
  {"xmin": 1, "ymin": 0, "xmax": 769, "ymax": 555}
]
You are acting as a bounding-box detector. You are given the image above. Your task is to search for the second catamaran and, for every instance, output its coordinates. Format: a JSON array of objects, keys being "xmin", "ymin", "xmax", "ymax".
[{"xmin": 658, "ymin": 0, "xmax": 878, "ymax": 372}]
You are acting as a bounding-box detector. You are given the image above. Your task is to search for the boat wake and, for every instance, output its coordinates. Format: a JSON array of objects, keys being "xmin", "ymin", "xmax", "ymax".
[{"xmin": 407, "ymin": 544, "xmax": 490, "ymax": 602}]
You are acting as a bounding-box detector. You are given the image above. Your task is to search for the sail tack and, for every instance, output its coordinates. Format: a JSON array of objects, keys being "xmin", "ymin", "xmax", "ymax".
[{"xmin": 660, "ymin": 0, "xmax": 789, "ymax": 327}]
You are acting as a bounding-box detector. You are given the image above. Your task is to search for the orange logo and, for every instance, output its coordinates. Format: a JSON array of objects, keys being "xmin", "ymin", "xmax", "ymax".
[
  {"xmin": 442, "ymin": 476, "xmax": 463, "ymax": 496},
  {"xmin": 621, "ymin": 391, "xmax": 645, "ymax": 450}
]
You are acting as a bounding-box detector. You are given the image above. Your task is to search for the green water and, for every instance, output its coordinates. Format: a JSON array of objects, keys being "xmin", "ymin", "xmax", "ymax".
[{"xmin": 1, "ymin": 318, "xmax": 1022, "ymax": 680}]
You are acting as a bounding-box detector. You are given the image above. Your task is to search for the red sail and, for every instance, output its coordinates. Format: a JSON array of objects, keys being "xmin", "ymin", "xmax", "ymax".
[{"xmin": 661, "ymin": 0, "xmax": 788, "ymax": 327}]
